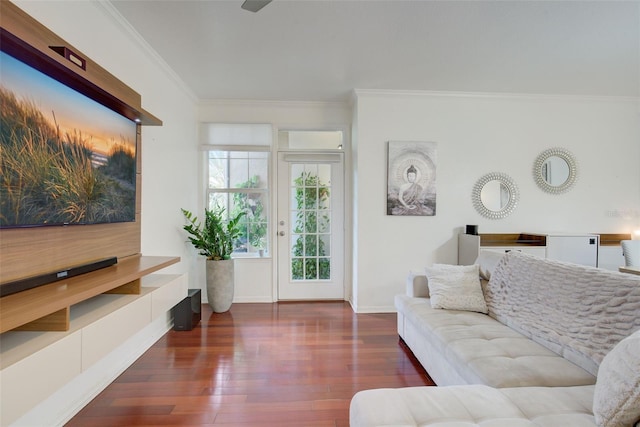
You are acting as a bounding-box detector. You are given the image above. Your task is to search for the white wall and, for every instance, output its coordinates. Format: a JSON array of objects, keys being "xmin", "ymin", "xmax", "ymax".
[
  {"xmin": 10, "ymin": 0, "xmax": 352, "ymax": 305},
  {"xmin": 14, "ymin": 0, "xmax": 200, "ymax": 288},
  {"xmin": 352, "ymin": 89, "xmax": 640, "ymax": 312},
  {"xmin": 12, "ymin": 2, "xmax": 639, "ymax": 314},
  {"xmin": 198, "ymin": 100, "xmax": 352, "ymax": 303}
]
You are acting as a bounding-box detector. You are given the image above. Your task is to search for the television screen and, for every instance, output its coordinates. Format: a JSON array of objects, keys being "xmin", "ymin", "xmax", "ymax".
[{"xmin": 0, "ymin": 47, "xmax": 138, "ymax": 228}]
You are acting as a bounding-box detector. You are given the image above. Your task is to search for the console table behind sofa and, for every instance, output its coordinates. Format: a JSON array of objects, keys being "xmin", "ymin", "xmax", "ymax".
[{"xmin": 458, "ymin": 232, "xmax": 627, "ymax": 269}]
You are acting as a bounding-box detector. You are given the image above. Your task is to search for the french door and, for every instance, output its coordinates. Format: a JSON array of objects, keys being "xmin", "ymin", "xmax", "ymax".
[{"xmin": 276, "ymin": 152, "xmax": 344, "ymax": 300}]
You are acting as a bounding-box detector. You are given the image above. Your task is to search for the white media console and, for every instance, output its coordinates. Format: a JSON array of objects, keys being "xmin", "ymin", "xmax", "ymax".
[
  {"xmin": 458, "ymin": 232, "xmax": 625, "ymax": 270},
  {"xmin": 0, "ymin": 264, "xmax": 186, "ymax": 426}
]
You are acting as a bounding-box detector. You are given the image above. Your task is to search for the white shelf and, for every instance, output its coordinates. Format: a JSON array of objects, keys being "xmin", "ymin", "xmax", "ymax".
[{"xmin": 0, "ymin": 273, "xmax": 187, "ymax": 426}]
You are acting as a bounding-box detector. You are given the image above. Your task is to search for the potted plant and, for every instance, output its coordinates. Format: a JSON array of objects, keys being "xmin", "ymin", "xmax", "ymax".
[{"xmin": 181, "ymin": 206, "xmax": 245, "ymax": 312}]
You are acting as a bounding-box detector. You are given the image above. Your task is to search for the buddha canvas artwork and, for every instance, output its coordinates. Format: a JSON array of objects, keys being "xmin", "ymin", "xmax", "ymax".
[{"xmin": 387, "ymin": 141, "xmax": 437, "ymax": 216}]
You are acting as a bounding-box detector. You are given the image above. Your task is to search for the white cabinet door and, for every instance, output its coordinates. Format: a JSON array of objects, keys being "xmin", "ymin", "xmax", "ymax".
[{"xmin": 546, "ymin": 234, "xmax": 599, "ymax": 267}]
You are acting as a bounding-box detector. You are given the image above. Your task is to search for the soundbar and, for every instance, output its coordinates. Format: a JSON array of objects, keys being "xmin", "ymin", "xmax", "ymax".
[{"xmin": 0, "ymin": 256, "xmax": 118, "ymax": 297}]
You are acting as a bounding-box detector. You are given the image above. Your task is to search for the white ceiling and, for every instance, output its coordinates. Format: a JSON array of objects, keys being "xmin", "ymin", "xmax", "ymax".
[{"xmin": 109, "ymin": 0, "xmax": 640, "ymax": 102}]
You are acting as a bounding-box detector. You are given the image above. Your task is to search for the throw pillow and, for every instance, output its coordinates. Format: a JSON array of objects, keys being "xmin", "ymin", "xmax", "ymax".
[
  {"xmin": 425, "ymin": 264, "xmax": 488, "ymax": 313},
  {"xmin": 593, "ymin": 329, "xmax": 640, "ymax": 427}
]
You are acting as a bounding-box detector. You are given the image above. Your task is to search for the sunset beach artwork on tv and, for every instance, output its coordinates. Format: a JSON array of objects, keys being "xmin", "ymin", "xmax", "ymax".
[{"xmin": 0, "ymin": 49, "xmax": 138, "ymax": 228}]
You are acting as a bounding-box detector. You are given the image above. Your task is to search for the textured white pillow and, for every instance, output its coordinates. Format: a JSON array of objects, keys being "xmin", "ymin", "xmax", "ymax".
[
  {"xmin": 593, "ymin": 329, "xmax": 640, "ymax": 427},
  {"xmin": 425, "ymin": 264, "xmax": 488, "ymax": 313}
]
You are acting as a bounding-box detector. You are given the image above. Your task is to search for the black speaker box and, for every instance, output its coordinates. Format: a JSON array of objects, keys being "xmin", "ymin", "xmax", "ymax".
[{"xmin": 173, "ymin": 288, "xmax": 201, "ymax": 331}]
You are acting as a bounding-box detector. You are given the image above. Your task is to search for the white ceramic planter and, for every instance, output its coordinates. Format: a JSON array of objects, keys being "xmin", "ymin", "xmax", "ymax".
[{"xmin": 205, "ymin": 259, "xmax": 234, "ymax": 312}]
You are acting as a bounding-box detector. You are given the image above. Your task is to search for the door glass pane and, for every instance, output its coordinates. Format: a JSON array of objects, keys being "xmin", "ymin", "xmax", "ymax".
[
  {"xmin": 318, "ymin": 212, "xmax": 330, "ymax": 233},
  {"xmin": 291, "ymin": 234, "xmax": 302, "ymax": 256},
  {"xmin": 291, "ymin": 164, "xmax": 305, "ymax": 185},
  {"xmin": 292, "ymin": 211, "xmax": 304, "ymax": 234},
  {"xmin": 319, "ymin": 234, "xmax": 331, "ymax": 256},
  {"xmin": 304, "ymin": 188, "xmax": 317, "ymax": 209},
  {"xmin": 305, "ymin": 164, "xmax": 318, "ymax": 177},
  {"xmin": 291, "ymin": 258, "xmax": 303, "ymax": 280},
  {"xmin": 289, "ymin": 162, "xmax": 332, "ymax": 282},
  {"xmin": 304, "ymin": 235, "xmax": 317, "ymax": 256},
  {"xmin": 318, "ymin": 192, "xmax": 330, "ymax": 210},
  {"xmin": 319, "ymin": 258, "xmax": 330, "ymax": 280},
  {"xmin": 318, "ymin": 164, "xmax": 331, "ymax": 185},
  {"xmin": 304, "ymin": 211, "xmax": 317, "ymax": 233},
  {"xmin": 305, "ymin": 258, "xmax": 317, "ymax": 280}
]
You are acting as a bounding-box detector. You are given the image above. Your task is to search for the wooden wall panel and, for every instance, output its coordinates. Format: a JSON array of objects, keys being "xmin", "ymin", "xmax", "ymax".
[
  {"xmin": 0, "ymin": 1, "xmax": 154, "ymax": 285},
  {"xmin": 0, "ymin": 1, "xmax": 141, "ymax": 111},
  {"xmin": 0, "ymin": 221, "xmax": 141, "ymax": 283}
]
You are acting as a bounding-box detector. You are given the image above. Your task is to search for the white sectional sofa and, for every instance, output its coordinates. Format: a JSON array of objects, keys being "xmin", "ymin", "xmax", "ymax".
[{"xmin": 350, "ymin": 251, "xmax": 640, "ymax": 427}]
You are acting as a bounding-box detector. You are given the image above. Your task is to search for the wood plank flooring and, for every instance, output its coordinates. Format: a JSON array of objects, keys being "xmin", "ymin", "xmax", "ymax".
[{"xmin": 66, "ymin": 301, "xmax": 434, "ymax": 426}]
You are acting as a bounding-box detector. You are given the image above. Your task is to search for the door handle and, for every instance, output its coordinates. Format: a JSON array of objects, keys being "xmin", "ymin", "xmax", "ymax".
[{"xmin": 278, "ymin": 231, "xmax": 286, "ymax": 237}]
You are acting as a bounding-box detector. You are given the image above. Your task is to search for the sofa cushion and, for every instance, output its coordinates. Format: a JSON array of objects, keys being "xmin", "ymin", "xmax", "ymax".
[
  {"xmin": 425, "ymin": 264, "xmax": 488, "ymax": 313},
  {"xmin": 593, "ymin": 329, "xmax": 640, "ymax": 427},
  {"xmin": 350, "ymin": 384, "xmax": 596, "ymax": 427}
]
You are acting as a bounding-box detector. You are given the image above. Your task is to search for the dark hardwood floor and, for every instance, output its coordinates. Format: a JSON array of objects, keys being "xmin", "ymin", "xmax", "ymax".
[{"xmin": 66, "ymin": 301, "xmax": 434, "ymax": 426}]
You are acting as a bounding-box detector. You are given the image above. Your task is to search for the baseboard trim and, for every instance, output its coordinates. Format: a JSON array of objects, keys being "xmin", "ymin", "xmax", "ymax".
[
  {"xmin": 352, "ymin": 304, "xmax": 397, "ymax": 314},
  {"xmin": 233, "ymin": 297, "xmax": 275, "ymax": 303}
]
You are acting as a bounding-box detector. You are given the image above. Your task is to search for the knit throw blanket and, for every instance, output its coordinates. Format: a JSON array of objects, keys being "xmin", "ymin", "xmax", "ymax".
[{"xmin": 484, "ymin": 251, "xmax": 640, "ymax": 376}]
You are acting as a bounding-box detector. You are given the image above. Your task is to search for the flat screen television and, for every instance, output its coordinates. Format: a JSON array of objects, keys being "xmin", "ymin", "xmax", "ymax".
[{"xmin": 0, "ymin": 29, "xmax": 139, "ymax": 229}]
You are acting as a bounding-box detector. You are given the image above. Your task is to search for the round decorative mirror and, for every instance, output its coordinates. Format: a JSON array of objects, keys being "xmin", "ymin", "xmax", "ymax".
[
  {"xmin": 472, "ymin": 172, "xmax": 519, "ymax": 219},
  {"xmin": 533, "ymin": 148, "xmax": 577, "ymax": 194}
]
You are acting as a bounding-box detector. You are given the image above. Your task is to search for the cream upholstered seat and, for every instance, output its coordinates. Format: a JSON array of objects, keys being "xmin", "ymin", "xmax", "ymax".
[
  {"xmin": 350, "ymin": 385, "xmax": 597, "ymax": 427},
  {"xmin": 621, "ymin": 240, "xmax": 640, "ymax": 267},
  {"xmin": 350, "ymin": 330, "xmax": 640, "ymax": 427},
  {"xmin": 395, "ymin": 294, "xmax": 596, "ymax": 387}
]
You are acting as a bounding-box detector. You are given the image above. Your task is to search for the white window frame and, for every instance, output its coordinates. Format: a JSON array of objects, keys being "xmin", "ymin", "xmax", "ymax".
[{"xmin": 205, "ymin": 146, "xmax": 271, "ymax": 257}]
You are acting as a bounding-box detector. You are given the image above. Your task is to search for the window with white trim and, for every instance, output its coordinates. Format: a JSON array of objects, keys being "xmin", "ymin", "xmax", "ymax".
[{"xmin": 202, "ymin": 124, "xmax": 272, "ymax": 256}]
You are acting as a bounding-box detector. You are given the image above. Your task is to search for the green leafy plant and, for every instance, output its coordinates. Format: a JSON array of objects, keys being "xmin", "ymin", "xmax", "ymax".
[{"xmin": 181, "ymin": 206, "xmax": 245, "ymax": 260}]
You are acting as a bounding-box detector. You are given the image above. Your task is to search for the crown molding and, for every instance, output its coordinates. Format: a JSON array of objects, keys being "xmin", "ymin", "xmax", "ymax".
[
  {"xmin": 199, "ymin": 98, "xmax": 350, "ymax": 111},
  {"xmin": 97, "ymin": 0, "xmax": 198, "ymax": 103},
  {"xmin": 353, "ymin": 88, "xmax": 640, "ymax": 105}
]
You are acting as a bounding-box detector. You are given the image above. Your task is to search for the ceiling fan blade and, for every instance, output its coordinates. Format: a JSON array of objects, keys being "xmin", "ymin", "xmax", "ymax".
[{"xmin": 241, "ymin": 0, "xmax": 272, "ymax": 13}]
